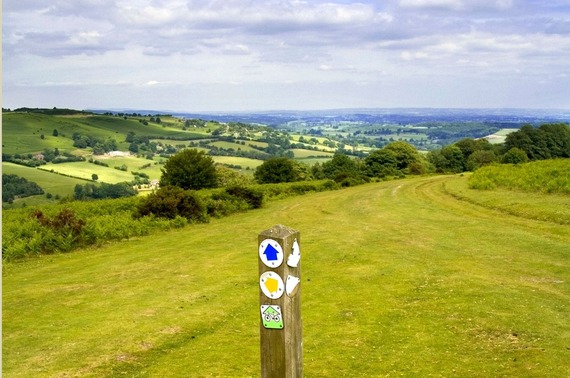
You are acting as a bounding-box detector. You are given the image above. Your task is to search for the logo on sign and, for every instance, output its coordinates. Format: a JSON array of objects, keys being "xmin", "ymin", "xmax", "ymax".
[
  {"xmin": 260, "ymin": 305, "xmax": 284, "ymax": 329},
  {"xmin": 260, "ymin": 271, "xmax": 284, "ymax": 299},
  {"xmin": 259, "ymin": 239, "xmax": 284, "ymax": 268}
]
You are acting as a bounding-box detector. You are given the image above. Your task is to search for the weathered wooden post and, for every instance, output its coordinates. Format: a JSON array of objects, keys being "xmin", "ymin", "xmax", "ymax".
[{"xmin": 258, "ymin": 225, "xmax": 302, "ymax": 377}]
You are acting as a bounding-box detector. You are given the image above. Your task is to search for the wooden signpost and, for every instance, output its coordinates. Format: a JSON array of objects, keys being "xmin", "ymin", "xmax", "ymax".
[{"xmin": 258, "ymin": 225, "xmax": 302, "ymax": 378}]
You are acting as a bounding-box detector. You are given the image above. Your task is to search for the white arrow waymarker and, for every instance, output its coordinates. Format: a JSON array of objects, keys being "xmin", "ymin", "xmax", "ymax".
[
  {"xmin": 259, "ymin": 239, "xmax": 284, "ymax": 268},
  {"xmin": 287, "ymin": 238, "xmax": 301, "ymax": 268},
  {"xmin": 286, "ymin": 275, "xmax": 300, "ymax": 297},
  {"xmin": 260, "ymin": 271, "xmax": 284, "ymax": 299}
]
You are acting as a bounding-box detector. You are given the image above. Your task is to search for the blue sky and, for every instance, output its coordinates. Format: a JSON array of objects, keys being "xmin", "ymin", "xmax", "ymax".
[{"xmin": 3, "ymin": 0, "xmax": 570, "ymax": 111}]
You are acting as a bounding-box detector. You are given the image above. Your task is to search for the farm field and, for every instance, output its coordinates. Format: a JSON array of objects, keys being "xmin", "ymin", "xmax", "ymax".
[
  {"xmin": 95, "ymin": 155, "xmax": 165, "ymax": 178},
  {"xmin": 37, "ymin": 161, "xmax": 135, "ymax": 183},
  {"xmin": 3, "ymin": 175, "xmax": 569, "ymax": 377},
  {"xmin": 211, "ymin": 156, "xmax": 264, "ymax": 170},
  {"xmin": 483, "ymin": 128, "xmax": 519, "ymax": 144},
  {"xmin": 245, "ymin": 140, "xmax": 269, "ymax": 149},
  {"xmin": 1, "ymin": 113, "xmax": 207, "ymax": 155},
  {"xmin": 290, "ymin": 148, "xmax": 334, "ymax": 159},
  {"xmin": 208, "ymin": 140, "xmax": 258, "ymax": 152},
  {"xmin": 2, "ymin": 162, "xmax": 89, "ymax": 198}
]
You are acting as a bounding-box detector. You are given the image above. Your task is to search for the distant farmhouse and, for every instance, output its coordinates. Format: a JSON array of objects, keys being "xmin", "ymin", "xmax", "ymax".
[{"xmin": 106, "ymin": 151, "xmax": 131, "ymax": 157}]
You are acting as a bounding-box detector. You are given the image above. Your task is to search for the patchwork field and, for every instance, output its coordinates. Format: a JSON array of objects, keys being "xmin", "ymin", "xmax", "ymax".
[
  {"xmin": 211, "ymin": 156, "xmax": 264, "ymax": 170},
  {"xmin": 291, "ymin": 148, "xmax": 334, "ymax": 159},
  {"xmin": 37, "ymin": 162, "xmax": 135, "ymax": 183},
  {"xmin": 2, "ymin": 162, "xmax": 89, "ymax": 198},
  {"xmin": 3, "ymin": 175, "xmax": 569, "ymax": 377},
  {"xmin": 483, "ymin": 128, "xmax": 519, "ymax": 144}
]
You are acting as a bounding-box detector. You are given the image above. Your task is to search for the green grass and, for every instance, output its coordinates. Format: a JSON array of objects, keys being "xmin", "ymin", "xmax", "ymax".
[
  {"xmin": 484, "ymin": 128, "xmax": 520, "ymax": 144},
  {"xmin": 2, "ymin": 162, "xmax": 91, "ymax": 198},
  {"xmin": 3, "ymin": 175, "xmax": 569, "ymax": 377},
  {"xmin": 291, "ymin": 148, "xmax": 334, "ymax": 159},
  {"xmin": 246, "ymin": 140, "xmax": 269, "ymax": 149},
  {"xmin": 208, "ymin": 141, "xmax": 258, "ymax": 152},
  {"xmin": 38, "ymin": 162, "xmax": 135, "ymax": 183},
  {"xmin": 469, "ymin": 160, "xmax": 570, "ymax": 194},
  {"xmin": 2, "ymin": 113, "xmax": 207, "ymax": 155},
  {"xmin": 294, "ymin": 157, "xmax": 333, "ymax": 166},
  {"xmin": 211, "ymin": 156, "xmax": 264, "ymax": 170},
  {"xmin": 95, "ymin": 156, "xmax": 163, "ymax": 179},
  {"xmin": 446, "ymin": 173, "xmax": 570, "ymax": 224},
  {"xmin": 1, "ymin": 113, "xmax": 78, "ymax": 154}
]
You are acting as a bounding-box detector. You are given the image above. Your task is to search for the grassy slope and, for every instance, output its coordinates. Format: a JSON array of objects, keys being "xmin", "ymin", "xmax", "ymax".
[
  {"xmin": 37, "ymin": 162, "xmax": 135, "ymax": 183},
  {"xmin": 1, "ymin": 113, "xmax": 206, "ymax": 155},
  {"xmin": 1, "ymin": 113, "xmax": 78, "ymax": 155},
  {"xmin": 3, "ymin": 175, "xmax": 569, "ymax": 377},
  {"xmin": 2, "ymin": 162, "xmax": 90, "ymax": 198},
  {"xmin": 211, "ymin": 156, "xmax": 264, "ymax": 170}
]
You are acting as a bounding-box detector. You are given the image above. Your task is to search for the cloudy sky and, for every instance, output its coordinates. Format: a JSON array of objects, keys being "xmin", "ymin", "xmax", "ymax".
[{"xmin": 3, "ymin": 0, "xmax": 570, "ymax": 112}]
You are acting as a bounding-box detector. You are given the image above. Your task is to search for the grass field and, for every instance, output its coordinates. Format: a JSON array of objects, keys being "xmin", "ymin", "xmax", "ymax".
[
  {"xmin": 291, "ymin": 149, "xmax": 334, "ymax": 159},
  {"xmin": 468, "ymin": 160, "xmax": 570, "ymax": 195},
  {"xmin": 484, "ymin": 128, "xmax": 519, "ymax": 144},
  {"xmin": 246, "ymin": 141, "xmax": 269, "ymax": 149},
  {"xmin": 445, "ymin": 173, "xmax": 570, "ymax": 224},
  {"xmin": 3, "ymin": 175, "xmax": 569, "ymax": 377},
  {"xmin": 211, "ymin": 156, "xmax": 264, "ymax": 170},
  {"xmin": 95, "ymin": 155, "xmax": 164, "ymax": 179},
  {"xmin": 1, "ymin": 113, "xmax": 78, "ymax": 154},
  {"xmin": 208, "ymin": 141, "xmax": 259, "ymax": 152},
  {"xmin": 37, "ymin": 161, "xmax": 135, "ymax": 183},
  {"xmin": 2, "ymin": 162, "xmax": 90, "ymax": 198},
  {"xmin": 2, "ymin": 113, "xmax": 207, "ymax": 155}
]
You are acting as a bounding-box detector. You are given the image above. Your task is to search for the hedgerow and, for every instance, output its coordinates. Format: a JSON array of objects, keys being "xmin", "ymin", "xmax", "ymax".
[
  {"xmin": 2, "ymin": 179, "xmax": 340, "ymax": 260},
  {"xmin": 468, "ymin": 159, "xmax": 570, "ymax": 194}
]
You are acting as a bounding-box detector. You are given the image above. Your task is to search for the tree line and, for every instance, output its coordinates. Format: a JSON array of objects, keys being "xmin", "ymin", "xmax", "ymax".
[{"xmin": 2, "ymin": 174, "xmax": 44, "ymax": 203}]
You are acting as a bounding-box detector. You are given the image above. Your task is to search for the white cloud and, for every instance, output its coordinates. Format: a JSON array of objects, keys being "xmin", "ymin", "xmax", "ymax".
[
  {"xmin": 399, "ymin": 0, "xmax": 462, "ymax": 10},
  {"xmin": 3, "ymin": 0, "xmax": 570, "ymax": 110}
]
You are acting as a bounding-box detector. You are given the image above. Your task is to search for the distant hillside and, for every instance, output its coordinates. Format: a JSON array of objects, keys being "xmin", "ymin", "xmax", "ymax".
[
  {"xmin": 4, "ymin": 107, "xmax": 94, "ymax": 116},
  {"xmin": 3, "ymin": 107, "xmax": 568, "ymax": 208}
]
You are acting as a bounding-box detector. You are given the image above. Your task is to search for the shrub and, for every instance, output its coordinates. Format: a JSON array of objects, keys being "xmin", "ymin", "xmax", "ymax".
[
  {"xmin": 502, "ymin": 147, "xmax": 529, "ymax": 164},
  {"xmin": 225, "ymin": 186, "xmax": 264, "ymax": 209},
  {"xmin": 31, "ymin": 208, "xmax": 86, "ymax": 253},
  {"xmin": 468, "ymin": 159, "xmax": 570, "ymax": 194},
  {"xmin": 135, "ymin": 186, "xmax": 208, "ymax": 223}
]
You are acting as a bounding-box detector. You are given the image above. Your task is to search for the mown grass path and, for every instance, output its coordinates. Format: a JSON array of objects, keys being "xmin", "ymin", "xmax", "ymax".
[{"xmin": 3, "ymin": 175, "xmax": 569, "ymax": 377}]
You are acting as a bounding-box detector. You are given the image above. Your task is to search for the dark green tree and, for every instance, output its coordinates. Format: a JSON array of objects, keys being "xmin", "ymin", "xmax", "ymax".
[
  {"xmin": 254, "ymin": 157, "xmax": 300, "ymax": 184},
  {"xmin": 321, "ymin": 153, "xmax": 365, "ymax": 184},
  {"xmin": 501, "ymin": 147, "xmax": 529, "ymax": 164},
  {"xmin": 440, "ymin": 145, "xmax": 465, "ymax": 173},
  {"xmin": 160, "ymin": 149, "xmax": 217, "ymax": 190},
  {"xmin": 382, "ymin": 141, "xmax": 421, "ymax": 171},
  {"xmin": 129, "ymin": 143, "xmax": 139, "ymax": 153},
  {"xmin": 466, "ymin": 150, "xmax": 497, "ymax": 171},
  {"xmin": 429, "ymin": 145, "xmax": 464, "ymax": 173},
  {"xmin": 364, "ymin": 149, "xmax": 398, "ymax": 178},
  {"xmin": 503, "ymin": 124, "xmax": 570, "ymax": 161}
]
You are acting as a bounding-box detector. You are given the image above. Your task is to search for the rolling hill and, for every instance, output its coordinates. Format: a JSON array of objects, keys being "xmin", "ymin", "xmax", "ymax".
[{"xmin": 2, "ymin": 175, "xmax": 569, "ymax": 377}]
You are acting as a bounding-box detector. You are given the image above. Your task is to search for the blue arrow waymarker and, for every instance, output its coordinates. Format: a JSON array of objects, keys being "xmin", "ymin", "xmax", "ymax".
[{"xmin": 263, "ymin": 244, "xmax": 280, "ymax": 261}]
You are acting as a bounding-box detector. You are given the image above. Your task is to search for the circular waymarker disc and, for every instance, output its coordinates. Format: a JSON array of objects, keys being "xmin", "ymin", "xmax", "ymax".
[
  {"xmin": 259, "ymin": 271, "xmax": 285, "ymax": 299},
  {"xmin": 259, "ymin": 239, "xmax": 284, "ymax": 268}
]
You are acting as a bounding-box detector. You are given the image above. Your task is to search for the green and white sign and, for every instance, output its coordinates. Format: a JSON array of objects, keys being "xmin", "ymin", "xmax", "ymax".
[{"xmin": 260, "ymin": 305, "xmax": 284, "ymax": 329}]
